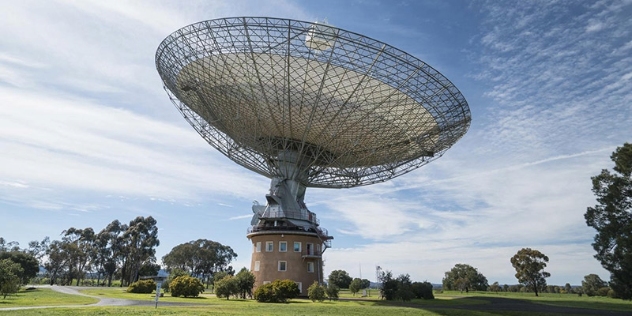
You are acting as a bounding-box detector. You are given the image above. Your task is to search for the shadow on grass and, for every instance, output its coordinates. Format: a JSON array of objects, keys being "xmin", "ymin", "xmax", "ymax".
[{"xmin": 371, "ymin": 296, "xmax": 632, "ymax": 316}]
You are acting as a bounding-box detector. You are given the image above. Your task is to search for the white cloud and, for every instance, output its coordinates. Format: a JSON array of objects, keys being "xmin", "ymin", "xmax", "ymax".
[{"xmin": 0, "ymin": 87, "xmax": 266, "ymax": 204}]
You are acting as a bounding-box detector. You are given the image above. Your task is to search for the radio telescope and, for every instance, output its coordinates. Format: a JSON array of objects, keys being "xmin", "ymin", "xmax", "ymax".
[{"xmin": 156, "ymin": 17, "xmax": 470, "ymax": 292}]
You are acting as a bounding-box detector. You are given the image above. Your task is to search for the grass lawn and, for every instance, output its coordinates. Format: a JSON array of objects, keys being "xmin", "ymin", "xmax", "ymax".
[
  {"xmin": 438, "ymin": 291, "xmax": 632, "ymax": 312},
  {"xmin": 0, "ymin": 302, "xmax": 561, "ymax": 316},
  {"xmin": 2, "ymin": 287, "xmax": 631, "ymax": 315},
  {"xmin": 0, "ymin": 288, "xmax": 98, "ymax": 307},
  {"xmin": 79, "ymin": 287, "xmax": 488, "ymax": 307}
]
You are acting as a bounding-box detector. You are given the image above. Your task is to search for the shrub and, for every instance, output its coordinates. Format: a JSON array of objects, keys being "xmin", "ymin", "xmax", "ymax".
[
  {"xmin": 308, "ymin": 281, "xmax": 326, "ymax": 302},
  {"xmin": 127, "ymin": 279, "xmax": 156, "ymax": 294},
  {"xmin": 326, "ymin": 282, "xmax": 339, "ymax": 301},
  {"xmin": 170, "ymin": 276, "xmax": 205, "ymax": 298},
  {"xmin": 254, "ymin": 279, "xmax": 299, "ymax": 303},
  {"xmin": 412, "ymin": 281, "xmax": 435, "ymax": 300},
  {"xmin": 254, "ymin": 283, "xmax": 276, "ymax": 302},
  {"xmin": 596, "ymin": 287, "xmax": 611, "ymax": 297}
]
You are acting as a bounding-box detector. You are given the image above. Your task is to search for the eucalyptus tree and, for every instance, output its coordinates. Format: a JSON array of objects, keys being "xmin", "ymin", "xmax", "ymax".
[
  {"xmin": 122, "ymin": 216, "xmax": 159, "ymax": 285},
  {"xmin": 26, "ymin": 237, "xmax": 50, "ymax": 262},
  {"xmin": 101, "ymin": 219, "xmax": 128, "ymax": 287},
  {"xmin": 44, "ymin": 240, "xmax": 69, "ymax": 285},
  {"xmin": 0, "ymin": 238, "xmax": 20, "ymax": 252},
  {"xmin": 510, "ymin": 248, "xmax": 550, "ymax": 296},
  {"xmin": 163, "ymin": 239, "xmax": 237, "ymax": 287},
  {"xmin": 442, "ymin": 264, "xmax": 489, "ymax": 292},
  {"xmin": 582, "ymin": 274, "xmax": 608, "ymax": 297},
  {"xmin": 62, "ymin": 227, "xmax": 96, "ymax": 285},
  {"xmin": 585, "ymin": 143, "xmax": 632, "ymax": 299}
]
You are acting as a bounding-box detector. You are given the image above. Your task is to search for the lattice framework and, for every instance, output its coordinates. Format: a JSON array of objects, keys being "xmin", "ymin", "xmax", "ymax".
[{"xmin": 156, "ymin": 17, "xmax": 471, "ymax": 188}]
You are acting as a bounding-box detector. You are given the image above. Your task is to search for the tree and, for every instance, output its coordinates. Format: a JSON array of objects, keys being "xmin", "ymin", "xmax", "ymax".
[
  {"xmin": 0, "ymin": 238, "xmax": 20, "ymax": 253},
  {"xmin": 378, "ymin": 269, "xmax": 396, "ymax": 300},
  {"xmin": 61, "ymin": 227, "xmax": 96, "ymax": 286},
  {"xmin": 234, "ymin": 268, "xmax": 255, "ymax": 299},
  {"xmin": 395, "ymin": 274, "xmax": 415, "ymax": 301},
  {"xmin": 328, "ymin": 269, "xmax": 352, "ymax": 289},
  {"xmin": 0, "ymin": 252, "xmax": 39, "ymax": 285},
  {"xmin": 585, "ymin": 143, "xmax": 632, "ymax": 299},
  {"xmin": 442, "ymin": 264, "xmax": 488, "ymax": 292},
  {"xmin": 26, "ymin": 237, "xmax": 50, "ymax": 262},
  {"xmin": 564, "ymin": 283, "xmax": 572, "ymax": 294},
  {"xmin": 0, "ymin": 258, "xmax": 23, "ymax": 298},
  {"xmin": 122, "ymin": 216, "xmax": 160, "ymax": 286},
  {"xmin": 214, "ymin": 275, "xmax": 239, "ymax": 300},
  {"xmin": 307, "ymin": 281, "xmax": 326, "ymax": 302},
  {"xmin": 99, "ymin": 219, "xmax": 128, "ymax": 287},
  {"xmin": 489, "ymin": 281, "xmax": 501, "ymax": 292},
  {"xmin": 510, "ymin": 248, "xmax": 550, "ymax": 296},
  {"xmin": 44, "ymin": 240, "xmax": 68, "ymax": 286},
  {"xmin": 349, "ymin": 278, "xmax": 363, "ymax": 296},
  {"xmin": 138, "ymin": 263, "xmax": 161, "ymax": 277},
  {"xmin": 361, "ymin": 278, "xmax": 371, "ymax": 289},
  {"xmin": 162, "ymin": 239, "xmax": 237, "ymax": 288},
  {"xmin": 582, "ymin": 274, "xmax": 608, "ymax": 297}
]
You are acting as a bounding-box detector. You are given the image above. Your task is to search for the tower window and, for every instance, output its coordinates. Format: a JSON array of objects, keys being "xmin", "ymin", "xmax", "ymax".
[
  {"xmin": 255, "ymin": 242, "xmax": 261, "ymax": 252},
  {"xmin": 254, "ymin": 261, "xmax": 260, "ymax": 271},
  {"xmin": 279, "ymin": 241, "xmax": 287, "ymax": 252},
  {"xmin": 307, "ymin": 261, "xmax": 314, "ymax": 273},
  {"xmin": 266, "ymin": 241, "xmax": 273, "ymax": 252},
  {"xmin": 278, "ymin": 261, "xmax": 287, "ymax": 271},
  {"xmin": 294, "ymin": 242, "xmax": 301, "ymax": 252}
]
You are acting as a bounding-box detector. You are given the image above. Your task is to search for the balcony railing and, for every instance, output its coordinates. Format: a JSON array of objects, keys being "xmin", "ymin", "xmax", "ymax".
[{"xmin": 246, "ymin": 225, "xmax": 332, "ymax": 242}]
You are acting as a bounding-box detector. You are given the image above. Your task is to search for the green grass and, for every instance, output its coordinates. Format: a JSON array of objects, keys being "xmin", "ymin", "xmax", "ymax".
[
  {"xmin": 2, "ymin": 287, "xmax": 631, "ymax": 315},
  {"xmin": 438, "ymin": 291, "xmax": 632, "ymax": 312},
  {"xmin": 0, "ymin": 302, "xmax": 541, "ymax": 316},
  {"xmin": 0, "ymin": 288, "xmax": 98, "ymax": 307},
  {"xmin": 0, "ymin": 304, "xmax": 586, "ymax": 316},
  {"xmin": 79, "ymin": 287, "xmax": 488, "ymax": 307}
]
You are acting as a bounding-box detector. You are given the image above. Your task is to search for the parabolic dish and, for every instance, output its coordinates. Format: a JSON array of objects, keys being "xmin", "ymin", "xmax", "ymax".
[{"xmin": 156, "ymin": 17, "xmax": 471, "ymax": 188}]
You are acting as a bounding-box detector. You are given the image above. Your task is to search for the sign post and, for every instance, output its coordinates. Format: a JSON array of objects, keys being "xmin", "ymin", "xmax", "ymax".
[{"xmin": 151, "ymin": 270, "xmax": 168, "ymax": 309}]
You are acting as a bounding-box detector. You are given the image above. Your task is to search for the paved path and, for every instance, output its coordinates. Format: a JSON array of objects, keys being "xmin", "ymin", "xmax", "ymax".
[{"xmin": 0, "ymin": 285, "xmax": 188, "ymax": 311}]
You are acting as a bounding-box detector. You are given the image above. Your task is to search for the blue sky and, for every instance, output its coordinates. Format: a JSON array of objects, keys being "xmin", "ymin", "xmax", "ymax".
[{"xmin": 1, "ymin": 0, "xmax": 631, "ymax": 285}]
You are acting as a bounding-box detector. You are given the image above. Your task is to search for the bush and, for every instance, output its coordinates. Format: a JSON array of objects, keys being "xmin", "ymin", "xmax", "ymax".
[
  {"xmin": 254, "ymin": 283, "xmax": 276, "ymax": 302},
  {"xmin": 596, "ymin": 287, "xmax": 611, "ymax": 297},
  {"xmin": 163, "ymin": 268, "xmax": 189, "ymax": 293},
  {"xmin": 127, "ymin": 279, "xmax": 156, "ymax": 293},
  {"xmin": 308, "ymin": 282, "xmax": 326, "ymax": 302},
  {"xmin": 254, "ymin": 279, "xmax": 299, "ymax": 303},
  {"xmin": 326, "ymin": 282, "xmax": 339, "ymax": 301},
  {"xmin": 170, "ymin": 276, "xmax": 205, "ymax": 298},
  {"xmin": 412, "ymin": 281, "xmax": 435, "ymax": 300}
]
